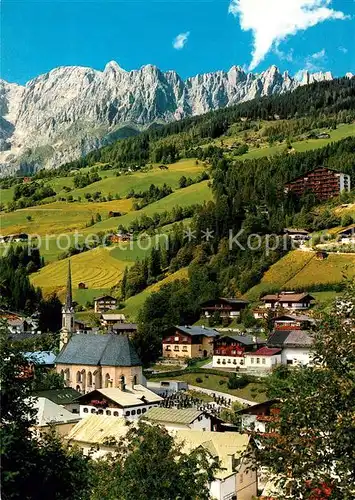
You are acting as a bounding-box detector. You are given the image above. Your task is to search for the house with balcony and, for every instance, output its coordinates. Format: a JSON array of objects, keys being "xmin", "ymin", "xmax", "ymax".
[
  {"xmin": 75, "ymin": 385, "xmax": 163, "ymax": 420},
  {"xmin": 200, "ymin": 297, "xmax": 249, "ymax": 320},
  {"xmin": 260, "ymin": 291, "xmax": 315, "ymax": 311},
  {"xmin": 100, "ymin": 313, "xmax": 126, "ymax": 328},
  {"xmin": 273, "ymin": 314, "xmax": 314, "ymax": 331},
  {"xmin": 238, "ymin": 399, "xmax": 280, "ymax": 434},
  {"xmin": 94, "ymin": 295, "xmax": 118, "ymax": 313},
  {"xmin": 212, "ymin": 335, "xmax": 266, "ymax": 368},
  {"xmin": 162, "ymin": 325, "xmax": 218, "ymax": 359}
]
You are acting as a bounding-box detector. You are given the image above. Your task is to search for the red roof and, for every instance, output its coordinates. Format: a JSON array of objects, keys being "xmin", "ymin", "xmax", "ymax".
[{"xmin": 245, "ymin": 347, "xmax": 282, "ymax": 357}]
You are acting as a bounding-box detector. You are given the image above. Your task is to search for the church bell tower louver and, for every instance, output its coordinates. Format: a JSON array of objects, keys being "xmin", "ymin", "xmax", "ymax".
[{"xmin": 60, "ymin": 261, "xmax": 75, "ymax": 350}]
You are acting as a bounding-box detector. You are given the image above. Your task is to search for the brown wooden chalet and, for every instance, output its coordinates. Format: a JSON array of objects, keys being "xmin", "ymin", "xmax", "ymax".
[
  {"xmin": 200, "ymin": 297, "xmax": 249, "ymax": 319},
  {"xmin": 273, "ymin": 314, "xmax": 314, "ymax": 331},
  {"xmin": 261, "ymin": 291, "xmax": 315, "ymax": 310},
  {"xmin": 213, "ymin": 335, "xmax": 266, "ymax": 357}
]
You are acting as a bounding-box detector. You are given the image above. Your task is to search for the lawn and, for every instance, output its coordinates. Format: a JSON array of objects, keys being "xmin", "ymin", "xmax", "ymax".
[
  {"xmin": 31, "ymin": 246, "xmax": 131, "ymax": 297},
  {"xmin": 150, "ymin": 373, "xmax": 268, "ymax": 403}
]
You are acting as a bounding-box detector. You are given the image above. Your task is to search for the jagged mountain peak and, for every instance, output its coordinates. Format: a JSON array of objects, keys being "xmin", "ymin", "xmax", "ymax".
[{"xmin": 0, "ymin": 61, "xmax": 336, "ymax": 175}]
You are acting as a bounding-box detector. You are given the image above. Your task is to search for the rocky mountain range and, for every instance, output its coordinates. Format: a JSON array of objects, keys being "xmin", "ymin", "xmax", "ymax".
[{"xmin": 0, "ymin": 62, "xmax": 341, "ymax": 175}]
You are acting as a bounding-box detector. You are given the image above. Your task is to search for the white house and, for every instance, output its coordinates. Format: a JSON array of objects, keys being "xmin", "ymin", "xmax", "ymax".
[
  {"xmin": 75, "ymin": 386, "xmax": 163, "ymax": 421},
  {"xmin": 267, "ymin": 330, "xmax": 314, "ymax": 366},
  {"xmin": 144, "ymin": 407, "xmax": 212, "ymax": 431},
  {"xmin": 244, "ymin": 347, "xmax": 282, "ymax": 371},
  {"xmin": 238, "ymin": 399, "xmax": 280, "ymax": 434}
]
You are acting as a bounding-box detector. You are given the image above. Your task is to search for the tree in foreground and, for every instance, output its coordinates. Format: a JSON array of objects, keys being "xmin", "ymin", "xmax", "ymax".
[
  {"xmin": 0, "ymin": 323, "xmax": 92, "ymax": 500},
  {"xmin": 250, "ymin": 287, "xmax": 355, "ymax": 499},
  {"xmin": 91, "ymin": 421, "xmax": 220, "ymax": 500}
]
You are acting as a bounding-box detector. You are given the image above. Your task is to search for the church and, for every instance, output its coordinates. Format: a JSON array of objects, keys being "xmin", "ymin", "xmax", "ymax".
[{"xmin": 55, "ymin": 262, "xmax": 143, "ymax": 393}]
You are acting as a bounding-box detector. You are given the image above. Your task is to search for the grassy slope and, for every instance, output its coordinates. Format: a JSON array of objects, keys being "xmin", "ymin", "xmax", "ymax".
[
  {"xmin": 31, "ymin": 246, "xmax": 131, "ymax": 297},
  {"xmin": 246, "ymin": 250, "xmax": 355, "ymax": 301},
  {"xmin": 81, "ymin": 180, "xmax": 212, "ymax": 233},
  {"xmin": 0, "ymin": 199, "xmax": 133, "ymax": 236},
  {"xmin": 239, "ymin": 122, "xmax": 355, "ymax": 160},
  {"xmin": 121, "ymin": 268, "xmax": 189, "ymax": 321}
]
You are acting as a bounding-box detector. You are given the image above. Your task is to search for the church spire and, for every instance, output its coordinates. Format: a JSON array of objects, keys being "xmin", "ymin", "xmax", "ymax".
[
  {"xmin": 61, "ymin": 260, "xmax": 75, "ymax": 350},
  {"xmin": 65, "ymin": 260, "xmax": 73, "ymax": 310}
]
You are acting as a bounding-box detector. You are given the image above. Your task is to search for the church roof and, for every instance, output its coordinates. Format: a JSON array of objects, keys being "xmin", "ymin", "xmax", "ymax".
[{"xmin": 55, "ymin": 334, "xmax": 142, "ymax": 367}]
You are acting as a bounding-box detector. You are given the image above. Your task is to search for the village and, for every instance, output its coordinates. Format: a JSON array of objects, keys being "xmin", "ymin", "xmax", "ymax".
[{"xmin": 0, "ymin": 256, "xmax": 329, "ymax": 500}]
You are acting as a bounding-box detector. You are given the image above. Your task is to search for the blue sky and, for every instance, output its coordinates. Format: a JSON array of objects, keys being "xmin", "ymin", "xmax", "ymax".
[{"xmin": 1, "ymin": 0, "xmax": 354, "ymax": 85}]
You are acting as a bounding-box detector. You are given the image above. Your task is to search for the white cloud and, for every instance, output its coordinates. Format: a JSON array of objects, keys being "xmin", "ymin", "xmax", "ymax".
[
  {"xmin": 296, "ymin": 48, "xmax": 327, "ymax": 77},
  {"xmin": 229, "ymin": 0, "xmax": 349, "ymax": 70},
  {"xmin": 310, "ymin": 48, "xmax": 326, "ymax": 60},
  {"xmin": 173, "ymin": 32, "xmax": 190, "ymax": 50}
]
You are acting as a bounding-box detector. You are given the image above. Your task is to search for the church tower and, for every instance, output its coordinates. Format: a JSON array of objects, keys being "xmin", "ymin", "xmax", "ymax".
[{"xmin": 60, "ymin": 261, "xmax": 75, "ymax": 350}]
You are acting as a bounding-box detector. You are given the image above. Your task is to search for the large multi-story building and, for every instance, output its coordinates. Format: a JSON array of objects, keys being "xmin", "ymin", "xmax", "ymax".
[
  {"xmin": 162, "ymin": 325, "xmax": 218, "ymax": 359},
  {"xmin": 285, "ymin": 167, "xmax": 351, "ymax": 201}
]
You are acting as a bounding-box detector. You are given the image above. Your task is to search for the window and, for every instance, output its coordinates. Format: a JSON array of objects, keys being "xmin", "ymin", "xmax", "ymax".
[
  {"xmin": 161, "ymin": 381, "xmax": 170, "ymax": 387},
  {"xmin": 137, "ymin": 409, "xmax": 141, "ymax": 415},
  {"xmin": 98, "ymin": 409, "xmax": 103, "ymax": 415},
  {"xmin": 91, "ymin": 409, "xmax": 95, "ymax": 414},
  {"xmin": 239, "ymin": 473, "xmax": 243, "ymax": 484},
  {"xmin": 182, "ymin": 346, "xmax": 188, "ymax": 352},
  {"xmin": 165, "ymin": 346, "xmax": 171, "ymax": 351},
  {"xmin": 227, "ymin": 359, "xmax": 231, "ymax": 364},
  {"xmin": 113, "ymin": 411, "xmax": 119, "ymax": 416},
  {"xmin": 87, "ymin": 372, "xmax": 93, "ymax": 386},
  {"xmin": 240, "ymin": 359, "xmax": 244, "ymax": 365},
  {"xmin": 251, "ymin": 358, "xmax": 254, "ymax": 364},
  {"xmin": 125, "ymin": 411, "xmax": 131, "ymax": 416},
  {"xmin": 287, "ymin": 360, "xmax": 293, "ymax": 365},
  {"xmin": 174, "ymin": 336, "xmax": 179, "ymax": 341},
  {"xmin": 131, "ymin": 410, "xmax": 136, "ymax": 416},
  {"xmin": 256, "ymin": 358, "xmax": 260, "ymax": 364},
  {"xmin": 106, "ymin": 410, "xmax": 111, "ymax": 415},
  {"xmin": 174, "ymin": 346, "xmax": 180, "ymax": 351},
  {"xmin": 142, "ymin": 408, "xmax": 147, "ymax": 413},
  {"xmin": 83, "ymin": 408, "xmax": 88, "ymax": 413},
  {"xmin": 262, "ymin": 358, "xmax": 266, "ymax": 364}
]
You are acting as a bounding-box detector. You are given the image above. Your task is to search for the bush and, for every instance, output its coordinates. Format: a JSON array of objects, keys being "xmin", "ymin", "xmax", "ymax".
[
  {"xmin": 227, "ymin": 374, "xmax": 250, "ymax": 390},
  {"xmin": 219, "ymin": 379, "xmax": 226, "ymax": 385},
  {"xmin": 195, "ymin": 377, "xmax": 203, "ymax": 383}
]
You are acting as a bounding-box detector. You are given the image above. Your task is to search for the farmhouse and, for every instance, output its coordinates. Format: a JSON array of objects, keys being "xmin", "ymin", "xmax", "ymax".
[
  {"xmin": 285, "ymin": 166, "xmax": 351, "ymax": 201},
  {"xmin": 162, "ymin": 325, "xmax": 218, "ymax": 359},
  {"xmin": 55, "ymin": 333, "xmax": 143, "ymax": 393},
  {"xmin": 283, "ymin": 228, "xmax": 310, "ymax": 244},
  {"xmin": 337, "ymin": 225, "xmax": 355, "ymax": 242},
  {"xmin": 78, "ymin": 282, "xmax": 87, "ymax": 289},
  {"xmin": 94, "ymin": 295, "xmax": 118, "ymax": 313},
  {"xmin": 200, "ymin": 297, "xmax": 249, "ymax": 319},
  {"xmin": 100, "ymin": 313, "xmax": 126, "ymax": 327},
  {"xmin": 111, "ymin": 322, "xmax": 137, "ymax": 336},
  {"xmin": 75, "ymin": 386, "xmax": 163, "ymax": 420},
  {"xmin": 238, "ymin": 399, "xmax": 280, "ymax": 433},
  {"xmin": 260, "ymin": 291, "xmax": 315, "ymax": 311},
  {"xmin": 109, "ymin": 232, "xmax": 132, "ymax": 243},
  {"xmin": 244, "ymin": 347, "xmax": 282, "ymax": 371},
  {"xmin": 145, "ymin": 407, "xmax": 212, "ymax": 431},
  {"xmin": 273, "ymin": 314, "xmax": 314, "ymax": 331},
  {"xmin": 212, "ymin": 335, "xmax": 266, "ymax": 368},
  {"xmin": 267, "ymin": 330, "xmax": 314, "ymax": 366}
]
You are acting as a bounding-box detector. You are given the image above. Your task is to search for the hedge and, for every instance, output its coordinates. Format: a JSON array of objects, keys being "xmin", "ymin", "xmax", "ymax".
[{"xmin": 144, "ymin": 367, "xmax": 259, "ymax": 383}]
